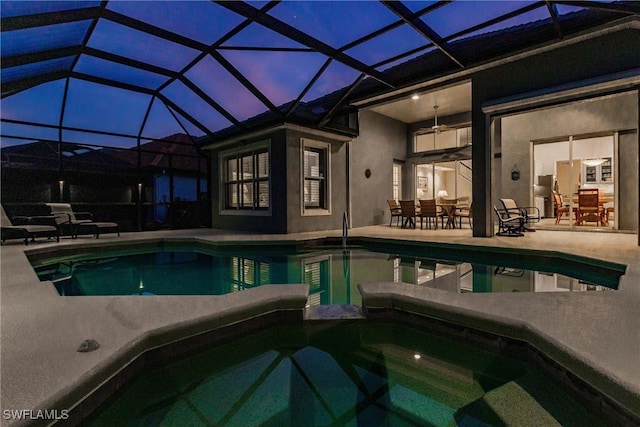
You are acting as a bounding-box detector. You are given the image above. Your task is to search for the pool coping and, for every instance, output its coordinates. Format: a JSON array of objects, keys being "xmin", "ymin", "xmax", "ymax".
[
  {"xmin": 359, "ymin": 282, "xmax": 640, "ymax": 424},
  {"xmin": 1, "ymin": 231, "xmax": 639, "ymax": 426}
]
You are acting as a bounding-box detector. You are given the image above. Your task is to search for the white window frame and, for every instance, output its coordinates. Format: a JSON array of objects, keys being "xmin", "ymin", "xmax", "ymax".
[
  {"xmin": 392, "ymin": 162, "xmax": 402, "ymax": 200},
  {"xmin": 302, "ymin": 254, "xmax": 332, "ymax": 306},
  {"xmin": 219, "ymin": 140, "xmax": 271, "ymax": 216},
  {"xmin": 301, "ymin": 138, "xmax": 331, "ymax": 216}
]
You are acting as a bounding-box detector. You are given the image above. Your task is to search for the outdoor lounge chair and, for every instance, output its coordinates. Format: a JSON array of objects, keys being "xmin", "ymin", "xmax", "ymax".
[
  {"xmin": 1, "ymin": 204, "xmax": 59, "ymax": 245},
  {"xmin": 46, "ymin": 203, "xmax": 119, "ymax": 239},
  {"xmin": 499, "ymin": 198, "xmax": 540, "ymax": 231},
  {"xmin": 494, "ymin": 205, "xmax": 525, "ymax": 237}
]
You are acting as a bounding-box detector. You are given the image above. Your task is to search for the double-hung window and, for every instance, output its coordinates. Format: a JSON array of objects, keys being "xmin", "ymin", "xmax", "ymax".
[
  {"xmin": 230, "ymin": 257, "xmax": 270, "ymax": 292},
  {"xmin": 302, "ymin": 138, "xmax": 330, "ymax": 215},
  {"xmin": 221, "ymin": 142, "xmax": 269, "ymax": 212}
]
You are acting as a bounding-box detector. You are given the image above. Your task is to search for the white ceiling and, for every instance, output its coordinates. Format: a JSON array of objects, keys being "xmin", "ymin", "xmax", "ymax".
[{"xmin": 366, "ymin": 81, "xmax": 472, "ymax": 124}]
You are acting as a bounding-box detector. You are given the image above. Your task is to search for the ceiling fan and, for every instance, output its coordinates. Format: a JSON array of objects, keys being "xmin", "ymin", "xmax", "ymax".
[
  {"xmin": 417, "ymin": 105, "xmax": 449, "ymax": 134},
  {"xmin": 431, "ymin": 105, "xmax": 449, "ymax": 134}
]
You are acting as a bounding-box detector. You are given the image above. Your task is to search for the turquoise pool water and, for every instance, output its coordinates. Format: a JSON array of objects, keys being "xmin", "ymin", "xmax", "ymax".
[
  {"xmin": 33, "ymin": 245, "xmax": 616, "ymax": 302},
  {"xmin": 87, "ymin": 322, "xmax": 607, "ymax": 426}
]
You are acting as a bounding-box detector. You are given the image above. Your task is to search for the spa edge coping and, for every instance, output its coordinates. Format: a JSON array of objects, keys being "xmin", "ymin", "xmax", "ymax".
[
  {"xmin": 358, "ymin": 281, "xmax": 640, "ymax": 423},
  {"xmin": 25, "ymin": 282, "xmax": 639, "ymax": 427},
  {"xmin": 6, "ymin": 285, "xmax": 310, "ymax": 427}
]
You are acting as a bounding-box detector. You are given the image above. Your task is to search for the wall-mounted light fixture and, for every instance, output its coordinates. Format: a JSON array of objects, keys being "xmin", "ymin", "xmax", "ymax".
[
  {"xmin": 411, "ymin": 94, "xmax": 420, "ymax": 100},
  {"xmin": 511, "ymin": 164, "xmax": 520, "ymax": 181},
  {"xmin": 58, "ymin": 180, "xmax": 64, "ymax": 201}
]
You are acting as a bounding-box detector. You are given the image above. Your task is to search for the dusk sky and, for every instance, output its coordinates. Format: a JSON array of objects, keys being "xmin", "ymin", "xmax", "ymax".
[{"xmin": 1, "ymin": 1, "xmax": 590, "ymax": 148}]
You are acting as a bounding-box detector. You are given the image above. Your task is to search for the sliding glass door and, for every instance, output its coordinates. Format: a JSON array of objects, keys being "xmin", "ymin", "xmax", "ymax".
[{"xmin": 532, "ymin": 134, "xmax": 616, "ymax": 230}]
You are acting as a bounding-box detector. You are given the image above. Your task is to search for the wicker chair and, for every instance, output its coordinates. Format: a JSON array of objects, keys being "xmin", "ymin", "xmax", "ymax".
[
  {"xmin": 399, "ymin": 200, "xmax": 418, "ymax": 229},
  {"xmin": 418, "ymin": 199, "xmax": 439, "ymax": 230},
  {"xmin": 456, "ymin": 202, "xmax": 473, "ymax": 229},
  {"xmin": 387, "ymin": 200, "xmax": 402, "ymax": 227}
]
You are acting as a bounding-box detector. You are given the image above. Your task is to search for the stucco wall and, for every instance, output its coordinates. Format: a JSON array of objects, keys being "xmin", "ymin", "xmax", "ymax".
[
  {"xmin": 350, "ymin": 110, "xmax": 407, "ymax": 227},
  {"xmin": 285, "ymin": 129, "xmax": 348, "ymax": 233}
]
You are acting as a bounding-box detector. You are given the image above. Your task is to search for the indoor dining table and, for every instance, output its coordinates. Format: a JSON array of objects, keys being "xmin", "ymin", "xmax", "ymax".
[{"xmin": 571, "ymin": 194, "xmax": 613, "ymax": 225}]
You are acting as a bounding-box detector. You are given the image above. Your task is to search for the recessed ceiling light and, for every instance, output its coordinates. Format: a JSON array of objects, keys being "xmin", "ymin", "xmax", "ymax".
[{"xmin": 411, "ymin": 94, "xmax": 420, "ymax": 100}]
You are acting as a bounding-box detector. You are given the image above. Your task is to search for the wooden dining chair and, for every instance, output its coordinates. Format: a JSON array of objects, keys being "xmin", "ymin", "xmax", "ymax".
[
  {"xmin": 552, "ymin": 191, "xmax": 569, "ymax": 224},
  {"xmin": 577, "ymin": 189, "xmax": 603, "ymax": 226}
]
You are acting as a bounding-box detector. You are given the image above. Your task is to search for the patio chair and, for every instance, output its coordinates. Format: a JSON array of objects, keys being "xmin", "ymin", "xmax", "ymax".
[
  {"xmin": 46, "ymin": 203, "xmax": 120, "ymax": 239},
  {"xmin": 493, "ymin": 205, "xmax": 525, "ymax": 237},
  {"xmin": 456, "ymin": 202, "xmax": 473, "ymax": 229},
  {"xmin": 499, "ymin": 198, "xmax": 540, "ymax": 231},
  {"xmin": 387, "ymin": 200, "xmax": 402, "ymax": 227},
  {"xmin": 399, "ymin": 200, "xmax": 418, "ymax": 229},
  {"xmin": 1, "ymin": 204, "xmax": 59, "ymax": 245},
  {"xmin": 418, "ymin": 199, "xmax": 439, "ymax": 230}
]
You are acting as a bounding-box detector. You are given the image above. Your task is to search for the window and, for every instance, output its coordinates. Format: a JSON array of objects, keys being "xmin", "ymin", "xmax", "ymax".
[
  {"xmin": 392, "ymin": 162, "xmax": 402, "ymax": 200},
  {"xmin": 230, "ymin": 257, "xmax": 270, "ymax": 292},
  {"xmin": 221, "ymin": 142, "xmax": 269, "ymax": 211},
  {"xmin": 301, "ymin": 138, "xmax": 330, "ymax": 214},
  {"xmin": 414, "ymin": 127, "xmax": 471, "ymax": 153},
  {"xmin": 303, "ymin": 256, "xmax": 330, "ymax": 306}
]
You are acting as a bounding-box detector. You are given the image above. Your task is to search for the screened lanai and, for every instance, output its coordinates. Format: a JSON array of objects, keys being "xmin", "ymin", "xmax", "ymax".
[{"xmin": 2, "ymin": 1, "xmax": 639, "ymax": 231}]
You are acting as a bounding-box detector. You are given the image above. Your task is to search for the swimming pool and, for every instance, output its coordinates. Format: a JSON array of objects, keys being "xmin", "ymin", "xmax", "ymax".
[
  {"xmin": 87, "ymin": 321, "xmax": 608, "ymax": 426},
  {"xmin": 31, "ymin": 239, "xmax": 622, "ymax": 302}
]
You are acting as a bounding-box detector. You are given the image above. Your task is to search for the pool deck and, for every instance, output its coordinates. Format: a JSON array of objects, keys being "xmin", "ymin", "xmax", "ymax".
[{"xmin": 1, "ymin": 226, "xmax": 639, "ymax": 425}]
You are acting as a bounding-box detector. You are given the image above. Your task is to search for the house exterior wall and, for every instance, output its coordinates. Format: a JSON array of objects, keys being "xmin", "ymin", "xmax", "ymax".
[
  {"xmin": 209, "ymin": 127, "xmax": 351, "ymax": 234},
  {"xmin": 619, "ymin": 130, "xmax": 639, "ymax": 231},
  {"xmin": 350, "ymin": 110, "xmax": 407, "ymax": 228}
]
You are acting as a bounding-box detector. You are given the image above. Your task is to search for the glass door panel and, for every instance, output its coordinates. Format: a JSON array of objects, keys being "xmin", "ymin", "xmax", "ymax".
[
  {"xmin": 573, "ymin": 135, "xmax": 615, "ymax": 229},
  {"xmin": 533, "ymin": 135, "xmax": 615, "ymax": 230}
]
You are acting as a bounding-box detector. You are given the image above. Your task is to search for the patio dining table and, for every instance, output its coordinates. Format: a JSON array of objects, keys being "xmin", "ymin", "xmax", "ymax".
[{"xmin": 438, "ymin": 199, "xmax": 458, "ymax": 229}]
